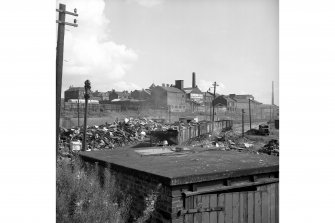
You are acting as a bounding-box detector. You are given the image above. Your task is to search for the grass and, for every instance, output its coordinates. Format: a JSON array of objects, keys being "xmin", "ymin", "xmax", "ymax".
[{"xmin": 56, "ymin": 157, "xmax": 158, "ymax": 223}]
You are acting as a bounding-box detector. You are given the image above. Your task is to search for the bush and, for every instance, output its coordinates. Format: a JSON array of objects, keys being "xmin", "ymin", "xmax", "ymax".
[
  {"xmin": 56, "ymin": 157, "xmax": 131, "ymax": 223},
  {"xmin": 56, "ymin": 157, "xmax": 160, "ymax": 223}
]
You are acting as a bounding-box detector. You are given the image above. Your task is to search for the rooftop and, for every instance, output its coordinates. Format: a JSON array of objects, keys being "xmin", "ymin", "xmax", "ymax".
[
  {"xmin": 80, "ymin": 147, "xmax": 279, "ymax": 186},
  {"xmin": 156, "ymin": 86, "xmax": 185, "ymax": 93},
  {"xmin": 66, "ymin": 87, "xmax": 84, "ymax": 91},
  {"xmin": 183, "ymin": 87, "xmax": 203, "ymax": 94},
  {"xmin": 233, "ymin": 98, "xmax": 263, "ymax": 104}
]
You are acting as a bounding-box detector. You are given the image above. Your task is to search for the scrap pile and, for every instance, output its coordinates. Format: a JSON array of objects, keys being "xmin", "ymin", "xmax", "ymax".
[
  {"xmin": 184, "ymin": 133, "xmax": 220, "ymax": 148},
  {"xmin": 58, "ymin": 118, "xmax": 159, "ymax": 156},
  {"xmin": 184, "ymin": 129, "xmax": 260, "ymax": 153},
  {"xmin": 258, "ymin": 139, "xmax": 279, "ymax": 156},
  {"xmin": 58, "ymin": 118, "xmax": 207, "ymax": 157}
]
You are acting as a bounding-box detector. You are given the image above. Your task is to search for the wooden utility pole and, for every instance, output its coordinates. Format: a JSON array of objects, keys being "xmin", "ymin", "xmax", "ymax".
[
  {"xmin": 209, "ymin": 99, "xmax": 211, "ymax": 121},
  {"xmin": 248, "ymin": 98, "xmax": 252, "ymax": 130},
  {"xmin": 212, "ymin": 82, "xmax": 218, "ymax": 122},
  {"xmin": 242, "ymin": 109, "xmax": 245, "ymax": 137},
  {"xmin": 168, "ymin": 105, "xmax": 171, "ymax": 123},
  {"xmin": 208, "ymin": 82, "xmax": 219, "ymax": 132},
  {"xmin": 56, "ymin": 4, "xmax": 78, "ymax": 155},
  {"xmin": 82, "ymin": 80, "xmax": 91, "ymax": 151},
  {"xmin": 272, "ymin": 81, "xmax": 274, "ymax": 106},
  {"xmin": 77, "ymin": 96, "xmax": 80, "ymax": 127}
]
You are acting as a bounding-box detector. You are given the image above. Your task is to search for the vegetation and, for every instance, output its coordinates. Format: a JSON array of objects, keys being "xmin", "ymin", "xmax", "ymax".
[{"xmin": 56, "ymin": 157, "xmax": 157, "ymax": 223}]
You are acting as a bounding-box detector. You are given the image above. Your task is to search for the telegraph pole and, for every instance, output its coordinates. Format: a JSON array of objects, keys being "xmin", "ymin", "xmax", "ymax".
[
  {"xmin": 77, "ymin": 95, "xmax": 80, "ymax": 127},
  {"xmin": 169, "ymin": 106, "xmax": 172, "ymax": 123},
  {"xmin": 211, "ymin": 82, "xmax": 219, "ymax": 122},
  {"xmin": 242, "ymin": 109, "xmax": 245, "ymax": 137},
  {"xmin": 248, "ymin": 98, "xmax": 252, "ymax": 130},
  {"xmin": 56, "ymin": 4, "xmax": 78, "ymax": 155},
  {"xmin": 82, "ymin": 80, "xmax": 91, "ymax": 151}
]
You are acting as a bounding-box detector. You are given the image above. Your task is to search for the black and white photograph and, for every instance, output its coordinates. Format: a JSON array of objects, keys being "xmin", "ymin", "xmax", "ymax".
[
  {"xmin": 55, "ymin": 0, "xmax": 279, "ymax": 222},
  {"xmin": 8, "ymin": 0, "xmax": 335, "ymax": 223}
]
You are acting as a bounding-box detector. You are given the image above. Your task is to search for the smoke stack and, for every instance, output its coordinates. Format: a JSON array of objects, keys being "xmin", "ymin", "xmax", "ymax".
[
  {"xmin": 272, "ymin": 81, "xmax": 274, "ymax": 105},
  {"xmin": 175, "ymin": 80, "xmax": 184, "ymax": 90},
  {"xmin": 192, "ymin": 72, "xmax": 196, "ymax": 88}
]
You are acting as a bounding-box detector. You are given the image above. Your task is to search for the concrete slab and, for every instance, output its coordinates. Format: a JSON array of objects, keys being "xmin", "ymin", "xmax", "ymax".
[{"xmin": 80, "ymin": 147, "xmax": 279, "ymax": 186}]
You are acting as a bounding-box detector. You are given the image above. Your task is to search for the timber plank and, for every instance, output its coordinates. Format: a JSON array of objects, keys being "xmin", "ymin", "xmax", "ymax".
[
  {"xmin": 240, "ymin": 192, "xmax": 247, "ymax": 223},
  {"xmin": 225, "ymin": 193, "xmax": 233, "ymax": 223},
  {"xmin": 202, "ymin": 195, "xmax": 210, "ymax": 223},
  {"xmin": 232, "ymin": 192, "xmax": 240, "ymax": 223},
  {"xmin": 266, "ymin": 184, "xmax": 272, "ymax": 223},
  {"xmin": 194, "ymin": 195, "xmax": 202, "ymax": 223},
  {"xmin": 254, "ymin": 192, "xmax": 261, "ymax": 223},
  {"xmin": 269, "ymin": 184, "xmax": 275, "ymax": 223},
  {"xmin": 275, "ymin": 183, "xmax": 279, "ymax": 223},
  {"xmin": 247, "ymin": 192, "xmax": 254, "ymax": 223},
  {"xmin": 218, "ymin": 193, "xmax": 225, "ymax": 223},
  {"xmin": 261, "ymin": 191, "xmax": 268, "ymax": 223},
  {"xmin": 209, "ymin": 194, "xmax": 218, "ymax": 223},
  {"xmin": 185, "ymin": 196, "xmax": 194, "ymax": 223}
]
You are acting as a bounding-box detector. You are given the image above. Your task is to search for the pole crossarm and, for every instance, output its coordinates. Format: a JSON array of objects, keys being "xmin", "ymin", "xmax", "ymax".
[
  {"xmin": 56, "ymin": 20, "xmax": 78, "ymax": 27},
  {"xmin": 56, "ymin": 9, "xmax": 78, "ymax": 17}
]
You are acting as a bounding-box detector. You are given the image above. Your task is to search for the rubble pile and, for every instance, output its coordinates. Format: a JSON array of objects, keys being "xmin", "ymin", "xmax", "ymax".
[
  {"xmin": 58, "ymin": 118, "xmax": 154, "ymax": 155},
  {"xmin": 181, "ymin": 126, "xmax": 279, "ymax": 156},
  {"xmin": 58, "ymin": 118, "xmax": 200, "ymax": 156},
  {"xmin": 258, "ymin": 139, "xmax": 279, "ymax": 156},
  {"xmin": 185, "ymin": 134, "xmax": 219, "ymax": 148}
]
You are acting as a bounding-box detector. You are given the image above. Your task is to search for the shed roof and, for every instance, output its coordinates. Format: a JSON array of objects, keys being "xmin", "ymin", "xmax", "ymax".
[{"xmin": 80, "ymin": 147, "xmax": 279, "ymax": 186}]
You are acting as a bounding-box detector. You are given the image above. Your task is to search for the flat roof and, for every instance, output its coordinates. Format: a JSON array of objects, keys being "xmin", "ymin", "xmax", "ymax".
[{"xmin": 80, "ymin": 147, "xmax": 279, "ymax": 186}]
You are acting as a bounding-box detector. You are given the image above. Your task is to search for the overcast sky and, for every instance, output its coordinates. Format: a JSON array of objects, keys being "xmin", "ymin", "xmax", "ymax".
[{"xmin": 58, "ymin": 0, "xmax": 279, "ymax": 104}]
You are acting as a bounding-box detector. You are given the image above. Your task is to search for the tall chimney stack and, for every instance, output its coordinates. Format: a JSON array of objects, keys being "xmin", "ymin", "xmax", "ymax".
[
  {"xmin": 175, "ymin": 80, "xmax": 184, "ymax": 90},
  {"xmin": 272, "ymin": 81, "xmax": 274, "ymax": 105},
  {"xmin": 192, "ymin": 72, "xmax": 196, "ymax": 88}
]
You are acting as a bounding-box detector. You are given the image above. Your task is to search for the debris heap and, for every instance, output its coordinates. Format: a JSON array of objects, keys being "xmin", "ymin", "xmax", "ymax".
[
  {"xmin": 258, "ymin": 139, "xmax": 279, "ymax": 156},
  {"xmin": 59, "ymin": 118, "xmax": 151, "ymax": 156}
]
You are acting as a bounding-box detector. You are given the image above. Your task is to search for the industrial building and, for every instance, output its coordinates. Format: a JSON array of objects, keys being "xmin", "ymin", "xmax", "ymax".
[
  {"xmin": 64, "ymin": 86, "xmax": 85, "ymax": 102},
  {"xmin": 151, "ymin": 85, "xmax": 186, "ymax": 112},
  {"xmin": 109, "ymin": 90, "xmax": 130, "ymax": 101},
  {"xmin": 213, "ymin": 95, "xmax": 237, "ymax": 112},
  {"xmin": 130, "ymin": 89, "xmax": 151, "ymax": 100},
  {"xmin": 183, "ymin": 72, "xmax": 204, "ymax": 104}
]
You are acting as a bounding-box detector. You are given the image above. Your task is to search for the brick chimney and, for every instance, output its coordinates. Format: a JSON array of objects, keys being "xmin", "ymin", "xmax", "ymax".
[
  {"xmin": 175, "ymin": 80, "xmax": 184, "ymax": 90},
  {"xmin": 192, "ymin": 72, "xmax": 196, "ymax": 88}
]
